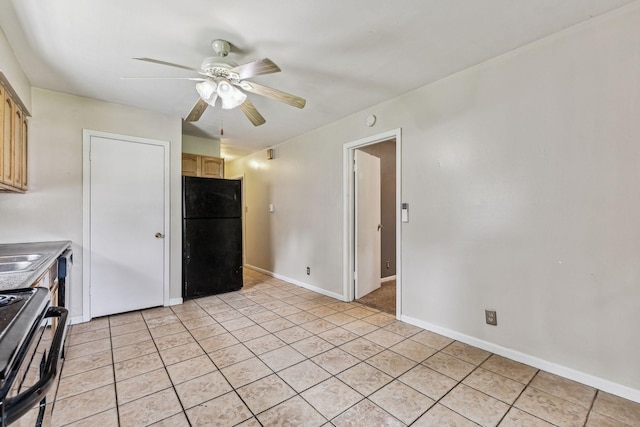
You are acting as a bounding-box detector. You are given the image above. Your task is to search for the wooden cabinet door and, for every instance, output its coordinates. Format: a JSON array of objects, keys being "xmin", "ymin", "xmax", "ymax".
[
  {"xmin": 182, "ymin": 153, "xmax": 199, "ymax": 176},
  {"xmin": 201, "ymin": 156, "xmax": 224, "ymax": 178},
  {"xmin": 2, "ymin": 95, "xmax": 14, "ymax": 185},
  {"xmin": 0, "ymin": 85, "xmax": 4, "ymax": 182},
  {"xmin": 20, "ymin": 117, "xmax": 28, "ymax": 189},
  {"xmin": 13, "ymin": 107, "xmax": 22, "ymax": 188},
  {"xmin": 0, "ymin": 80, "xmax": 29, "ymax": 192},
  {"xmin": 181, "ymin": 153, "xmax": 224, "ymax": 178}
]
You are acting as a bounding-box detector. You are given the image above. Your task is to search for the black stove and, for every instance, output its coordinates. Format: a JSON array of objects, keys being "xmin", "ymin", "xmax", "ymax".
[
  {"xmin": 0, "ymin": 287, "xmax": 68, "ymax": 426},
  {"xmin": 0, "ymin": 296, "xmax": 22, "ymax": 308},
  {"xmin": 0, "ymin": 288, "xmax": 49, "ymax": 383}
]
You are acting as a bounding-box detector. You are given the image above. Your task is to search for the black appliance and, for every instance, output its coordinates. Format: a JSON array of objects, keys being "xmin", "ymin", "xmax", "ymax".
[
  {"xmin": 0, "ymin": 287, "xmax": 68, "ymax": 426},
  {"xmin": 182, "ymin": 176, "xmax": 243, "ymax": 298},
  {"xmin": 57, "ymin": 249, "xmax": 72, "ymax": 311},
  {"xmin": 57, "ymin": 249, "xmax": 72, "ymax": 359}
]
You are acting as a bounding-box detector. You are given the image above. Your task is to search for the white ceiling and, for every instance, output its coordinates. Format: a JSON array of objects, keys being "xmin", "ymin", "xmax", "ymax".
[{"xmin": 0, "ymin": 0, "xmax": 635, "ymax": 159}]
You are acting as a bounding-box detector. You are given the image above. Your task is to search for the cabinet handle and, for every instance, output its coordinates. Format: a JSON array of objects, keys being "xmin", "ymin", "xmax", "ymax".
[{"xmin": 155, "ymin": 232, "xmax": 165, "ymax": 239}]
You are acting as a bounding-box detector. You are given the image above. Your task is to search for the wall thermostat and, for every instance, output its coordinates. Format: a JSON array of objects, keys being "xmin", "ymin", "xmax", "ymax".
[{"xmin": 365, "ymin": 115, "xmax": 376, "ymax": 127}]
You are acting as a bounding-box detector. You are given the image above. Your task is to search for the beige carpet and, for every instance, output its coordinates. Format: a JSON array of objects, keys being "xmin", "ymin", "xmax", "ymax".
[{"xmin": 356, "ymin": 280, "xmax": 396, "ymax": 314}]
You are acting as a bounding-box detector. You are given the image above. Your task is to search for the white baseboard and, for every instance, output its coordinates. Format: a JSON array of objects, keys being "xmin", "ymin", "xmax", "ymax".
[
  {"xmin": 69, "ymin": 315, "xmax": 85, "ymax": 325},
  {"xmin": 381, "ymin": 275, "xmax": 396, "ymax": 283},
  {"xmin": 167, "ymin": 297, "xmax": 183, "ymax": 306},
  {"xmin": 400, "ymin": 314, "xmax": 640, "ymax": 404},
  {"xmin": 245, "ymin": 264, "xmax": 347, "ymax": 301}
]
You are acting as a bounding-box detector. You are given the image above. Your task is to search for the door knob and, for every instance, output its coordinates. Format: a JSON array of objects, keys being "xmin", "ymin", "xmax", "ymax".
[
  {"xmin": 155, "ymin": 232, "xmax": 165, "ymax": 238},
  {"xmin": 377, "ymin": 224, "xmax": 383, "ymax": 231}
]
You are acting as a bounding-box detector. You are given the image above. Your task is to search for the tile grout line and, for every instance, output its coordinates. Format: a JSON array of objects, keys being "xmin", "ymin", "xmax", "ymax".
[
  {"xmin": 583, "ymin": 389, "xmax": 599, "ymax": 427},
  {"xmin": 62, "ymin": 275, "xmax": 629, "ymax": 427},
  {"xmin": 105, "ymin": 316, "xmax": 119, "ymax": 426},
  {"xmin": 184, "ymin": 298, "xmax": 264, "ymax": 426},
  {"xmin": 195, "ymin": 290, "xmax": 353, "ymax": 424},
  {"xmin": 492, "ymin": 362, "xmax": 540, "ymax": 427},
  {"xmin": 75, "ymin": 308, "xmax": 462, "ymax": 425},
  {"xmin": 221, "ymin": 292, "xmax": 426, "ymax": 424},
  {"xmin": 142, "ymin": 310, "xmax": 194, "ymax": 427},
  {"xmin": 57, "ymin": 317, "xmax": 119, "ymax": 426}
]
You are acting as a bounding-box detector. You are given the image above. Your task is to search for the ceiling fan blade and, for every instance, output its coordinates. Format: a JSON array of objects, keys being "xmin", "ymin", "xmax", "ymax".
[
  {"xmin": 133, "ymin": 57, "xmax": 201, "ymax": 73},
  {"xmin": 184, "ymin": 98, "xmax": 208, "ymax": 122},
  {"xmin": 121, "ymin": 77, "xmax": 206, "ymax": 81},
  {"xmin": 230, "ymin": 58, "xmax": 281, "ymax": 80},
  {"xmin": 239, "ymin": 81, "xmax": 306, "ymax": 109},
  {"xmin": 239, "ymin": 99, "xmax": 266, "ymax": 126}
]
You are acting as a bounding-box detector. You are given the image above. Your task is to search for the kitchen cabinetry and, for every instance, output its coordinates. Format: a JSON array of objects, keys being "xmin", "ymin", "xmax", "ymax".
[
  {"xmin": 32, "ymin": 260, "xmax": 60, "ymax": 332},
  {"xmin": 0, "ymin": 73, "xmax": 30, "ymax": 193},
  {"xmin": 182, "ymin": 153, "xmax": 224, "ymax": 178}
]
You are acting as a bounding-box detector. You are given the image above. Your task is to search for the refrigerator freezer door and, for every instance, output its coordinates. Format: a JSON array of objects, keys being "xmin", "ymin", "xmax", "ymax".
[
  {"xmin": 183, "ymin": 217, "xmax": 243, "ymax": 298},
  {"xmin": 183, "ymin": 176, "xmax": 242, "ymax": 219}
]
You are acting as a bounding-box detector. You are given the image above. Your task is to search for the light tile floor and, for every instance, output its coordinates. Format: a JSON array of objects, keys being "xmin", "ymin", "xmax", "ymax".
[{"xmin": 49, "ymin": 270, "xmax": 640, "ymax": 426}]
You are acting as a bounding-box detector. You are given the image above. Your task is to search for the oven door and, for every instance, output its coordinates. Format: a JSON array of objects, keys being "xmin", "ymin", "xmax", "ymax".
[{"xmin": 0, "ymin": 306, "xmax": 68, "ymax": 427}]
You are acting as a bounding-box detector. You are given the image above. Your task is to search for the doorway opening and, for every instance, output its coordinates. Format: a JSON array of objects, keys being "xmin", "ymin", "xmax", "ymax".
[{"xmin": 343, "ymin": 129, "xmax": 401, "ymax": 317}]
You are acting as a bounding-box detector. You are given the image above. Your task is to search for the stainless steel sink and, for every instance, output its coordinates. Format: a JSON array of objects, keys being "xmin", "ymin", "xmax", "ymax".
[
  {"xmin": 0, "ymin": 254, "xmax": 44, "ymax": 274},
  {"xmin": 0, "ymin": 261, "xmax": 34, "ymax": 273},
  {"xmin": 0, "ymin": 254, "xmax": 43, "ymax": 263}
]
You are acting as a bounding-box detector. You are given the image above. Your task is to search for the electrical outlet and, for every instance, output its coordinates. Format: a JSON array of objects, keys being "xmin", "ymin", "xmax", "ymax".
[
  {"xmin": 386, "ymin": 261, "xmax": 391, "ymax": 269},
  {"xmin": 306, "ymin": 267, "xmax": 310, "ymax": 275},
  {"xmin": 485, "ymin": 310, "xmax": 497, "ymax": 326}
]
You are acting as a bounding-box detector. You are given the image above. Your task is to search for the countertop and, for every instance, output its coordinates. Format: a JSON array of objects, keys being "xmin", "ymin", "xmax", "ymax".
[{"xmin": 0, "ymin": 241, "xmax": 72, "ymax": 291}]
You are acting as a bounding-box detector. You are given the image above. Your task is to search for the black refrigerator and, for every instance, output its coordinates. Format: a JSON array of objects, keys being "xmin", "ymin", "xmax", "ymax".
[{"xmin": 182, "ymin": 176, "xmax": 243, "ymax": 298}]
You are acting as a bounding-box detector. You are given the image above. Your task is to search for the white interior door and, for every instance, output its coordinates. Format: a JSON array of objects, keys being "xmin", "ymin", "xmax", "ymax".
[
  {"xmin": 89, "ymin": 135, "xmax": 166, "ymax": 317},
  {"xmin": 355, "ymin": 150, "xmax": 381, "ymax": 299}
]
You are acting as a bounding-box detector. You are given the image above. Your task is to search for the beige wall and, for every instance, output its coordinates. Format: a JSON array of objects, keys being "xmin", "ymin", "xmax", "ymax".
[
  {"xmin": 0, "ymin": 26, "xmax": 31, "ymax": 111},
  {"xmin": 228, "ymin": 5, "xmax": 640, "ymax": 398},
  {"xmin": 0, "ymin": 88, "xmax": 183, "ymax": 318},
  {"xmin": 182, "ymin": 134, "xmax": 220, "ymax": 158},
  {"xmin": 228, "ymin": 129, "xmax": 347, "ymax": 297}
]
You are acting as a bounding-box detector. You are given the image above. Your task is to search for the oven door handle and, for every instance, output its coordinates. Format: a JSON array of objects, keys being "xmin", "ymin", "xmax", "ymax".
[{"xmin": 2, "ymin": 306, "xmax": 69, "ymax": 426}]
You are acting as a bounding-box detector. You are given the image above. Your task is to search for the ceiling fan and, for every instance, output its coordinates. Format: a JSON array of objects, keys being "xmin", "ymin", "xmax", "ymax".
[{"xmin": 130, "ymin": 39, "xmax": 306, "ymax": 126}]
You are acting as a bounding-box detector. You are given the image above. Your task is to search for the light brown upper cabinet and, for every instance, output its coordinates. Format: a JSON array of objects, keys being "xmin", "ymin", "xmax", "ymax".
[
  {"xmin": 181, "ymin": 153, "xmax": 224, "ymax": 179},
  {"xmin": 0, "ymin": 73, "xmax": 30, "ymax": 193}
]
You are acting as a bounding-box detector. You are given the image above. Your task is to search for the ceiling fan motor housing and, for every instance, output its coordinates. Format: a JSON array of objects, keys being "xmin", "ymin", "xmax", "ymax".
[
  {"xmin": 200, "ymin": 57, "xmax": 238, "ymax": 78},
  {"xmin": 211, "ymin": 39, "xmax": 231, "ymax": 57}
]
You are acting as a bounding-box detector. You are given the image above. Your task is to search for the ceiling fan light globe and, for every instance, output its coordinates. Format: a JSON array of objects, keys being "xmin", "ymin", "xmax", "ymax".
[
  {"xmin": 205, "ymin": 94, "xmax": 219, "ymax": 107},
  {"xmin": 196, "ymin": 80, "xmax": 218, "ymax": 106},
  {"xmin": 216, "ymin": 80, "xmax": 231, "ymax": 95},
  {"xmin": 217, "ymin": 79, "xmax": 247, "ymax": 109},
  {"xmin": 220, "ymin": 91, "xmax": 247, "ymax": 109}
]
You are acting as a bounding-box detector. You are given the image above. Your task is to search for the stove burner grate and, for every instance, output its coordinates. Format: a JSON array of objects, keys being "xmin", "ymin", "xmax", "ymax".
[{"xmin": 0, "ymin": 295, "xmax": 22, "ymax": 307}]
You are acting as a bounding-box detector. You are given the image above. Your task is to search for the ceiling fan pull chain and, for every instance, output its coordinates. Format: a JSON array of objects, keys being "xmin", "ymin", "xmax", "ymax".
[{"xmin": 220, "ymin": 115, "xmax": 224, "ymax": 136}]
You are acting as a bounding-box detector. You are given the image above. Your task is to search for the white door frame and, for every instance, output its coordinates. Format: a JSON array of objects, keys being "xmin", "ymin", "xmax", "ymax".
[
  {"xmin": 82, "ymin": 129, "xmax": 170, "ymax": 322},
  {"xmin": 343, "ymin": 128, "xmax": 402, "ymax": 317}
]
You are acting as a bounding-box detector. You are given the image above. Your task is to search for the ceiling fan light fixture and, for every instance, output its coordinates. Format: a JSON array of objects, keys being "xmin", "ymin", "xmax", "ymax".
[
  {"xmin": 134, "ymin": 39, "xmax": 305, "ymax": 126},
  {"xmin": 196, "ymin": 80, "xmax": 218, "ymax": 106},
  {"xmin": 216, "ymin": 78, "xmax": 247, "ymax": 109}
]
